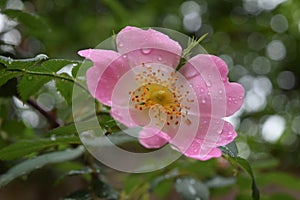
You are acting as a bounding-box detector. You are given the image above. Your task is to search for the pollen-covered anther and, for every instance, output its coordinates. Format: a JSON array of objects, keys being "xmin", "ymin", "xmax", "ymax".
[{"xmin": 129, "ymin": 66, "xmax": 193, "ymax": 126}]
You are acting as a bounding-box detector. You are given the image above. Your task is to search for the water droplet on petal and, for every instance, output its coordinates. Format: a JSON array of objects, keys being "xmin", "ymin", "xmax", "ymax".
[
  {"xmin": 234, "ymin": 100, "xmax": 238, "ymax": 104},
  {"xmin": 122, "ymin": 55, "xmax": 127, "ymax": 59},
  {"xmin": 201, "ymin": 96, "xmax": 206, "ymax": 104},
  {"xmin": 158, "ymin": 56, "xmax": 162, "ymax": 61},
  {"xmin": 218, "ymin": 89, "xmax": 223, "ymax": 94},
  {"xmin": 141, "ymin": 48, "xmax": 152, "ymax": 55},
  {"xmin": 206, "ymin": 80, "xmax": 212, "ymax": 87},
  {"xmin": 200, "ymin": 88, "xmax": 204, "ymax": 93},
  {"xmin": 118, "ymin": 42, "xmax": 124, "ymax": 48}
]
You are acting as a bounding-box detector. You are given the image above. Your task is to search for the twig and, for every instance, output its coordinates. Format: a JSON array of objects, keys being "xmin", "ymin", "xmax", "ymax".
[{"xmin": 26, "ymin": 98, "xmax": 61, "ymax": 129}]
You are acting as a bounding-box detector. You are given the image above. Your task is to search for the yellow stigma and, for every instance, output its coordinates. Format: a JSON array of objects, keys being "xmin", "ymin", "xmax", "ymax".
[{"xmin": 146, "ymin": 84, "xmax": 174, "ymax": 106}]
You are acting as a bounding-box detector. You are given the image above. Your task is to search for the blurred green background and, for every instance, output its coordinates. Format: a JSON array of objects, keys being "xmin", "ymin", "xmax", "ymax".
[{"xmin": 0, "ymin": 0, "xmax": 300, "ymax": 199}]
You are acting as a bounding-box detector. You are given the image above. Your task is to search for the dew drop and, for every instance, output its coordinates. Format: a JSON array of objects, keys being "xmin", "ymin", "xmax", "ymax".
[
  {"xmin": 234, "ymin": 100, "xmax": 238, "ymax": 104},
  {"xmin": 27, "ymin": 76, "xmax": 33, "ymax": 80},
  {"xmin": 218, "ymin": 89, "xmax": 223, "ymax": 94},
  {"xmin": 122, "ymin": 55, "xmax": 127, "ymax": 59},
  {"xmin": 118, "ymin": 42, "xmax": 124, "ymax": 47},
  {"xmin": 206, "ymin": 80, "xmax": 212, "ymax": 87},
  {"xmin": 201, "ymin": 97, "xmax": 206, "ymax": 104},
  {"xmin": 200, "ymin": 88, "xmax": 204, "ymax": 93},
  {"xmin": 158, "ymin": 56, "xmax": 162, "ymax": 61},
  {"xmin": 141, "ymin": 48, "xmax": 152, "ymax": 55}
]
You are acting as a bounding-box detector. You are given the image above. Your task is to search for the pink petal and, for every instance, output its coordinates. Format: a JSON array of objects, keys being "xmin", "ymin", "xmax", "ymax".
[
  {"xmin": 179, "ymin": 62, "xmax": 212, "ymax": 116},
  {"xmin": 186, "ymin": 148, "xmax": 223, "ymax": 161},
  {"xmin": 170, "ymin": 118, "xmax": 234, "ymax": 161},
  {"xmin": 216, "ymin": 121, "xmax": 237, "ymax": 146},
  {"xmin": 209, "ymin": 55, "xmax": 229, "ymax": 82},
  {"xmin": 78, "ymin": 49, "xmax": 130, "ymax": 106},
  {"xmin": 116, "ymin": 26, "xmax": 182, "ymax": 68},
  {"xmin": 203, "ymin": 55, "xmax": 244, "ymax": 116},
  {"xmin": 180, "ymin": 54, "xmax": 244, "ymax": 117},
  {"xmin": 225, "ymin": 82, "xmax": 244, "ymax": 116},
  {"xmin": 139, "ymin": 127, "xmax": 171, "ymax": 149}
]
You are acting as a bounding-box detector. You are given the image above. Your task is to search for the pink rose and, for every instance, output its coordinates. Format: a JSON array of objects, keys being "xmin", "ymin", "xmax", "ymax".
[{"xmin": 78, "ymin": 26, "xmax": 244, "ymax": 160}]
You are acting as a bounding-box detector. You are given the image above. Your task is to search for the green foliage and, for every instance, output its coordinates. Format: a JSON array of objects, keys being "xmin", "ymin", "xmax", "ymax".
[
  {"xmin": 0, "ymin": 55, "xmax": 82, "ymax": 102},
  {"xmin": 227, "ymin": 156, "xmax": 260, "ymax": 200},
  {"xmin": 17, "ymin": 74, "xmax": 52, "ymax": 102},
  {"xmin": 55, "ymin": 73, "xmax": 74, "ymax": 105},
  {"xmin": 0, "ymin": 70, "xmax": 22, "ymax": 87},
  {"xmin": 0, "ymin": 136, "xmax": 81, "ymax": 160},
  {"xmin": 0, "ymin": 146, "xmax": 84, "ymax": 188},
  {"xmin": 220, "ymin": 141, "xmax": 239, "ymax": 158}
]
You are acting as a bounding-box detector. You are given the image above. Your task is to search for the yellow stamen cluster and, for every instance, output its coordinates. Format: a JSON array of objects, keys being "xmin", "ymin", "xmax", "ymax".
[{"xmin": 129, "ymin": 64, "xmax": 192, "ymax": 126}]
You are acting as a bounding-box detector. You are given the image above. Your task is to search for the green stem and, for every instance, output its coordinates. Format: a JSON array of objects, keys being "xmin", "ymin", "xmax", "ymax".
[{"xmin": 7, "ymin": 68, "xmax": 89, "ymax": 93}]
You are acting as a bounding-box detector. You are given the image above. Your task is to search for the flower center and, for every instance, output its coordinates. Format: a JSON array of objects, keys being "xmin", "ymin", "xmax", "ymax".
[
  {"xmin": 129, "ymin": 64, "xmax": 193, "ymax": 126},
  {"xmin": 147, "ymin": 84, "xmax": 174, "ymax": 106}
]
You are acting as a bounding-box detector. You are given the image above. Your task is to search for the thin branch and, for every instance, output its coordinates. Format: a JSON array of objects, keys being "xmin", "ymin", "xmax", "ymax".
[{"xmin": 26, "ymin": 98, "xmax": 61, "ymax": 129}]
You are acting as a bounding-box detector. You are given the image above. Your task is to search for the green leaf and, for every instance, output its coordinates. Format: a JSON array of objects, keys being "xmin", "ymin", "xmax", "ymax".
[
  {"xmin": 48, "ymin": 123, "xmax": 78, "ymax": 136},
  {"xmin": 11, "ymin": 58, "xmax": 78, "ymax": 102},
  {"xmin": 149, "ymin": 169, "xmax": 179, "ymax": 192},
  {"xmin": 2, "ymin": 9, "xmax": 51, "ymax": 38},
  {"xmin": 37, "ymin": 59, "xmax": 78, "ymax": 73},
  {"xmin": 174, "ymin": 177, "xmax": 210, "ymax": 200},
  {"xmin": 0, "ymin": 69, "xmax": 22, "ymax": 87},
  {"xmin": 56, "ymin": 166, "xmax": 101, "ymax": 185},
  {"xmin": 55, "ymin": 73, "xmax": 74, "ymax": 105},
  {"xmin": 63, "ymin": 189, "xmax": 91, "ymax": 200},
  {"xmin": 0, "ymin": 136, "xmax": 81, "ymax": 160},
  {"xmin": 93, "ymin": 179, "xmax": 119, "ymax": 200},
  {"xmin": 17, "ymin": 74, "xmax": 52, "ymax": 102},
  {"xmin": 236, "ymin": 157, "xmax": 260, "ymax": 200},
  {"xmin": 228, "ymin": 157, "xmax": 260, "ymax": 200},
  {"xmin": 220, "ymin": 141, "xmax": 238, "ymax": 158},
  {"xmin": 0, "ymin": 146, "xmax": 85, "ymax": 188}
]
